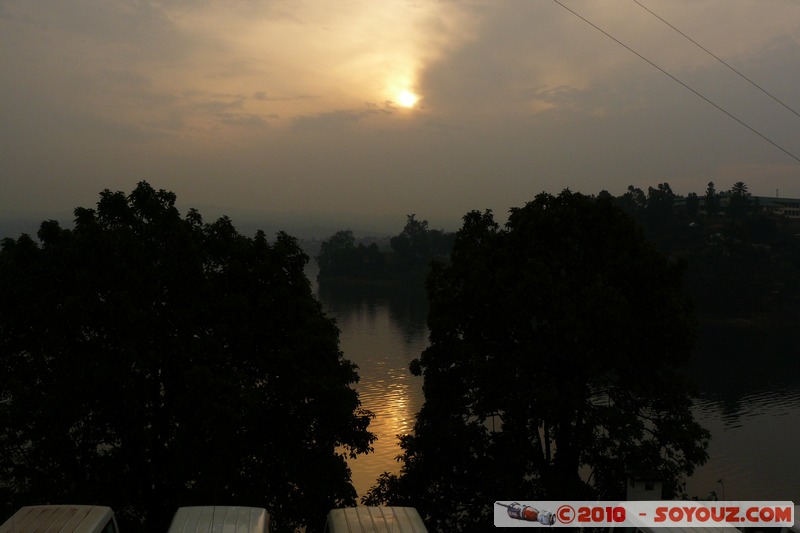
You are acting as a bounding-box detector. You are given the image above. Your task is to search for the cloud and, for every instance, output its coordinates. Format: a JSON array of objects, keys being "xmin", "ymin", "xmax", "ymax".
[
  {"xmin": 2, "ymin": 0, "xmax": 800, "ymax": 223},
  {"xmin": 291, "ymin": 108, "xmax": 387, "ymax": 131}
]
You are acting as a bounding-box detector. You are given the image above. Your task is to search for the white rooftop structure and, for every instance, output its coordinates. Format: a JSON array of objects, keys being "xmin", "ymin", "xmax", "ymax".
[
  {"xmin": 167, "ymin": 507, "xmax": 270, "ymax": 533},
  {"xmin": 0, "ymin": 506, "xmax": 118, "ymax": 533},
  {"xmin": 325, "ymin": 506, "xmax": 428, "ymax": 533}
]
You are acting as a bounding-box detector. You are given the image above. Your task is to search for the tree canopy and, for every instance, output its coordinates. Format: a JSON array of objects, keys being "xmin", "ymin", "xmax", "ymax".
[
  {"xmin": 316, "ymin": 216, "xmax": 455, "ymax": 284},
  {"xmin": 365, "ymin": 191, "xmax": 709, "ymax": 531},
  {"xmin": 317, "ymin": 230, "xmax": 385, "ymax": 280},
  {"xmin": 0, "ymin": 182, "xmax": 374, "ymax": 533},
  {"xmin": 390, "ymin": 214, "xmax": 455, "ymax": 270}
]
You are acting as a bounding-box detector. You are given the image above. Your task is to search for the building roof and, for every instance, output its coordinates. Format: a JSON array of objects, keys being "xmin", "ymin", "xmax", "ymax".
[
  {"xmin": 167, "ymin": 507, "xmax": 269, "ymax": 533},
  {"xmin": 0, "ymin": 506, "xmax": 115, "ymax": 533},
  {"xmin": 326, "ymin": 507, "xmax": 428, "ymax": 533}
]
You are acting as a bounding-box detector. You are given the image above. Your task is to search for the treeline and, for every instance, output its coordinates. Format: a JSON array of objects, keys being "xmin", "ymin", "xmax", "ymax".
[
  {"xmin": 318, "ymin": 181, "xmax": 800, "ymax": 321},
  {"xmin": 604, "ymin": 181, "xmax": 800, "ymax": 320},
  {"xmin": 601, "ymin": 181, "xmax": 782, "ymax": 246},
  {"xmin": 316, "ymin": 215, "xmax": 455, "ymax": 283}
]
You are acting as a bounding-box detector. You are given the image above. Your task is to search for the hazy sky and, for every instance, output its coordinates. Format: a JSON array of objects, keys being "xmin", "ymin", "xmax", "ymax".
[{"xmin": 2, "ymin": 0, "xmax": 800, "ymax": 233}]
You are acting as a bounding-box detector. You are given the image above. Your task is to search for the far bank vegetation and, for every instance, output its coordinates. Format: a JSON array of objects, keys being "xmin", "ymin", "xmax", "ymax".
[{"xmin": 317, "ymin": 182, "xmax": 800, "ymax": 322}]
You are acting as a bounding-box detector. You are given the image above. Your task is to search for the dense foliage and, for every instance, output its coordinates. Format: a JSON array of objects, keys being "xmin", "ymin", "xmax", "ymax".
[
  {"xmin": 365, "ymin": 191, "xmax": 709, "ymax": 531},
  {"xmin": 610, "ymin": 181, "xmax": 800, "ymax": 320},
  {"xmin": 0, "ymin": 183, "xmax": 374, "ymax": 533},
  {"xmin": 316, "ymin": 215, "xmax": 455, "ymax": 283},
  {"xmin": 317, "ymin": 230, "xmax": 385, "ymax": 280},
  {"xmin": 389, "ymin": 215, "xmax": 455, "ymax": 271}
]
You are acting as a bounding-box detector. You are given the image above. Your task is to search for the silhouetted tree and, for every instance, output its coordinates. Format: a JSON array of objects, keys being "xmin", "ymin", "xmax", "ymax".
[
  {"xmin": 705, "ymin": 181, "xmax": 720, "ymax": 218},
  {"xmin": 686, "ymin": 192, "xmax": 700, "ymax": 220},
  {"xmin": 597, "ymin": 190, "xmax": 613, "ymax": 202},
  {"xmin": 319, "ymin": 230, "xmax": 357, "ymax": 270},
  {"xmin": 365, "ymin": 191, "xmax": 708, "ymax": 532},
  {"xmin": 387, "ymin": 215, "xmax": 455, "ymax": 280},
  {"xmin": 646, "ymin": 182, "xmax": 675, "ymax": 224},
  {"xmin": 317, "ymin": 230, "xmax": 385, "ymax": 280},
  {"xmin": 0, "ymin": 183, "xmax": 374, "ymax": 533},
  {"xmin": 618, "ymin": 185, "xmax": 647, "ymax": 216},
  {"xmin": 727, "ymin": 181, "xmax": 751, "ymax": 220},
  {"xmin": 390, "ymin": 214, "xmax": 431, "ymax": 266}
]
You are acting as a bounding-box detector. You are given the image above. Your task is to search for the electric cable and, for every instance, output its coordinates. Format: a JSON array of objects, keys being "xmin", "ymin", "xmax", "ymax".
[
  {"xmin": 552, "ymin": 0, "xmax": 800, "ymax": 164},
  {"xmin": 633, "ymin": 0, "xmax": 800, "ymax": 120}
]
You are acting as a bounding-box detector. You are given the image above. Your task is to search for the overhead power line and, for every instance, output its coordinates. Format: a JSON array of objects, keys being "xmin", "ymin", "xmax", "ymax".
[
  {"xmin": 633, "ymin": 0, "xmax": 800, "ymax": 120},
  {"xmin": 552, "ymin": 0, "xmax": 800, "ymax": 164}
]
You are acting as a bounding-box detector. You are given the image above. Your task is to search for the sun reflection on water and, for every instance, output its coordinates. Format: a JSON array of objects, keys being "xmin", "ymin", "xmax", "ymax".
[{"xmin": 323, "ymin": 295, "xmax": 427, "ymax": 500}]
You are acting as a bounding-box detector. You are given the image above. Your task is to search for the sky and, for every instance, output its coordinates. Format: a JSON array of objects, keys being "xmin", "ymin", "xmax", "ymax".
[{"xmin": 2, "ymin": 0, "xmax": 800, "ymax": 236}]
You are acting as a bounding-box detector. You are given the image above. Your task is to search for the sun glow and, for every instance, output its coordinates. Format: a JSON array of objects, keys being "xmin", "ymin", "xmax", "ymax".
[{"xmin": 397, "ymin": 90, "xmax": 419, "ymax": 108}]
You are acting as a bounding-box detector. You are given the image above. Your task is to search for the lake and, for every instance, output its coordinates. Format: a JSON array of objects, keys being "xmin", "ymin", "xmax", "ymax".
[{"xmin": 311, "ymin": 272, "xmax": 800, "ymax": 503}]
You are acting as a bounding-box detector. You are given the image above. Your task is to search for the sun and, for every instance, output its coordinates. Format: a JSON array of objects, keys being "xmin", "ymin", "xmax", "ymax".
[{"xmin": 397, "ymin": 89, "xmax": 419, "ymax": 108}]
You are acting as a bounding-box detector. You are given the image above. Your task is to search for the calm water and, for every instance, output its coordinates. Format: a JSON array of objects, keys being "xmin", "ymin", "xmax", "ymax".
[
  {"xmin": 311, "ymin": 270, "xmax": 800, "ymax": 502},
  {"xmin": 686, "ymin": 324, "xmax": 800, "ymax": 501},
  {"xmin": 314, "ymin": 279, "xmax": 428, "ymax": 500}
]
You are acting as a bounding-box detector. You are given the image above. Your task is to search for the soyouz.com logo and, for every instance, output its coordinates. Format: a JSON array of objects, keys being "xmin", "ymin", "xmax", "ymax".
[{"xmin": 493, "ymin": 501, "xmax": 795, "ymax": 528}]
